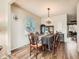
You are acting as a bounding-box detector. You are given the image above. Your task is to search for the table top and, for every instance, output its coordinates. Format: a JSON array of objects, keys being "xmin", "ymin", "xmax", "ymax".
[{"xmin": 39, "ymin": 34, "xmax": 53, "ymax": 39}]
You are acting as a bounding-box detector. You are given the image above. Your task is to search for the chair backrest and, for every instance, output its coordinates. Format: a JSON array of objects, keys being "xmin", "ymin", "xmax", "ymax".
[
  {"xmin": 54, "ymin": 32, "xmax": 59, "ymax": 42},
  {"xmin": 56, "ymin": 34, "xmax": 59, "ymax": 41},
  {"xmin": 28, "ymin": 33, "xmax": 35, "ymax": 45},
  {"xmin": 28, "ymin": 33, "xmax": 39, "ymax": 45}
]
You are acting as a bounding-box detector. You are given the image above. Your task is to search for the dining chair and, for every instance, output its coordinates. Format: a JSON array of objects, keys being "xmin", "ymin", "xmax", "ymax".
[
  {"xmin": 0, "ymin": 46, "xmax": 3, "ymax": 51},
  {"xmin": 28, "ymin": 33, "xmax": 42, "ymax": 59},
  {"xmin": 55, "ymin": 33, "xmax": 60, "ymax": 47},
  {"xmin": 52, "ymin": 34, "xmax": 56, "ymax": 54},
  {"xmin": 53, "ymin": 33, "xmax": 60, "ymax": 54}
]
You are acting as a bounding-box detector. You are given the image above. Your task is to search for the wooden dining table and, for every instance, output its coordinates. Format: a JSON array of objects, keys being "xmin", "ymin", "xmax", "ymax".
[{"xmin": 39, "ymin": 34, "xmax": 54, "ymax": 51}]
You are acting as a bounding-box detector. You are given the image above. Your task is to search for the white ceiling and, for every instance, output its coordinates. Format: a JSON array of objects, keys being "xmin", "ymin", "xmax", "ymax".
[{"xmin": 15, "ymin": 0, "xmax": 79, "ymax": 17}]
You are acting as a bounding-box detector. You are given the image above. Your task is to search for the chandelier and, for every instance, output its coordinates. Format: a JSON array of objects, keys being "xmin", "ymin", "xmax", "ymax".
[{"xmin": 46, "ymin": 8, "xmax": 52, "ymax": 24}]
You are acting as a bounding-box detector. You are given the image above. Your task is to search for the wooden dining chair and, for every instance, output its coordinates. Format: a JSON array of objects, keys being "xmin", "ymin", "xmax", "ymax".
[
  {"xmin": 28, "ymin": 33, "xmax": 42, "ymax": 59},
  {"xmin": 52, "ymin": 34, "xmax": 56, "ymax": 54},
  {"xmin": 55, "ymin": 33, "xmax": 60, "ymax": 47},
  {"xmin": 0, "ymin": 46, "xmax": 3, "ymax": 51},
  {"xmin": 53, "ymin": 33, "xmax": 60, "ymax": 54}
]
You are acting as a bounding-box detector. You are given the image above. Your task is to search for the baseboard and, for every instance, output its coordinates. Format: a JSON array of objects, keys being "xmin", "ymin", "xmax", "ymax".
[{"xmin": 11, "ymin": 44, "xmax": 29, "ymax": 53}]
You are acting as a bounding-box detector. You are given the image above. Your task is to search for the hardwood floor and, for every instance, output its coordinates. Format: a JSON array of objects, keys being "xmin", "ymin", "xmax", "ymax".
[{"xmin": 11, "ymin": 41, "xmax": 78, "ymax": 59}]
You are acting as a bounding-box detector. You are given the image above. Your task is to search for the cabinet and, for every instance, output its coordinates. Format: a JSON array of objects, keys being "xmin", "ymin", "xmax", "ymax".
[
  {"xmin": 67, "ymin": 15, "xmax": 77, "ymax": 41},
  {"xmin": 40, "ymin": 24, "xmax": 54, "ymax": 34}
]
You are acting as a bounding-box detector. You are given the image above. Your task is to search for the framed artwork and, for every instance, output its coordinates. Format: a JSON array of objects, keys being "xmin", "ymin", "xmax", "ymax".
[{"xmin": 25, "ymin": 16, "xmax": 36, "ymax": 32}]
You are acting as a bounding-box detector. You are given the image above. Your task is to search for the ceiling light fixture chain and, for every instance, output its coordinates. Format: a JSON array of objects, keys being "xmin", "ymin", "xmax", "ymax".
[
  {"xmin": 48, "ymin": 8, "xmax": 50, "ymax": 17},
  {"xmin": 46, "ymin": 8, "xmax": 52, "ymax": 25}
]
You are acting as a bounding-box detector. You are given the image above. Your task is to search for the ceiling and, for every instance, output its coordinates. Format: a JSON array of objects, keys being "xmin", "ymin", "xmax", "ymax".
[{"xmin": 15, "ymin": 0, "xmax": 79, "ymax": 17}]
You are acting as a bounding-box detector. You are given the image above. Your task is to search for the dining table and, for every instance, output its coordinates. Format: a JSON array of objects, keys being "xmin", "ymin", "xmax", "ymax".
[{"xmin": 39, "ymin": 34, "xmax": 54, "ymax": 51}]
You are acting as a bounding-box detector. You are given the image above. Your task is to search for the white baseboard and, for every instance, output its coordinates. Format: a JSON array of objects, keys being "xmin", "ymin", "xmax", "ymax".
[{"xmin": 11, "ymin": 44, "xmax": 29, "ymax": 52}]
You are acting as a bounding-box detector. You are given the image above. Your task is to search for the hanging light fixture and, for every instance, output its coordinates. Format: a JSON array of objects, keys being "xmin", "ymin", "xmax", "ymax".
[{"xmin": 46, "ymin": 8, "xmax": 52, "ymax": 25}]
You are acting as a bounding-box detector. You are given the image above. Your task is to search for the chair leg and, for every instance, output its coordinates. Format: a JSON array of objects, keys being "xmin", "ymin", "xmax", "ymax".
[
  {"xmin": 36, "ymin": 54, "xmax": 37, "ymax": 59},
  {"xmin": 30, "ymin": 51, "xmax": 31, "ymax": 56},
  {"xmin": 53, "ymin": 46, "xmax": 55, "ymax": 54},
  {"xmin": 52, "ymin": 45, "xmax": 55, "ymax": 54},
  {"xmin": 53, "ymin": 44, "xmax": 57, "ymax": 55},
  {"xmin": 36, "ymin": 47, "xmax": 38, "ymax": 59},
  {"xmin": 30, "ymin": 46, "xmax": 31, "ymax": 56}
]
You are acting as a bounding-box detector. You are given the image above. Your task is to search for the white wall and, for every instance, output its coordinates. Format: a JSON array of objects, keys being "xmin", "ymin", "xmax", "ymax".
[
  {"xmin": 77, "ymin": 2, "xmax": 79, "ymax": 52},
  {"xmin": 41, "ymin": 14, "xmax": 67, "ymax": 42},
  {"xmin": 11, "ymin": 4, "xmax": 41, "ymax": 50},
  {"xmin": 0, "ymin": 0, "xmax": 11, "ymax": 55},
  {"xmin": 53, "ymin": 14, "xmax": 67, "ymax": 42},
  {"xmin": 11, "ymin": 13, "xmax": 26, "ymax": 50}
]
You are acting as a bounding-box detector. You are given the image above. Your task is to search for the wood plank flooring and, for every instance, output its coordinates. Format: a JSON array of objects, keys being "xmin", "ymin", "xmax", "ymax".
[{"xmin": 11, "ymin": 41, "xmax": 79, "ymax": 59}]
